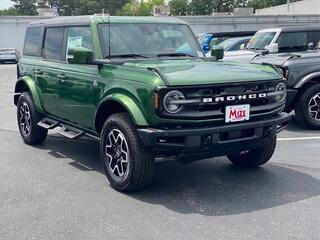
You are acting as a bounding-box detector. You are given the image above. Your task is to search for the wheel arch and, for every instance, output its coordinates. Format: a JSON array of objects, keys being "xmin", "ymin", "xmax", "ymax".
[
  {"xmin": 94, "ymin": 94, "xmax": 148, "ymax": 133},
  {"xmin": 294, "ymin": 72, "xmax": 320, "ymax": 89},
  {"xmin": 14, "ymin": 77, "xmax": 44, "ymax": 113}
]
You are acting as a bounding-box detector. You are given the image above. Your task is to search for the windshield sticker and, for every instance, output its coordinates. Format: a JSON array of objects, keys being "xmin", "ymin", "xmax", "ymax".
[{"xmin": 67, "ymin": 36, "xmax": 83, "ymax": 48}]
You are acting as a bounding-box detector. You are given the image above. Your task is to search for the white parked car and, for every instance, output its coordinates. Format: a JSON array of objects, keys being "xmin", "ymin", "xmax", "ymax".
[
  {"xmin": 0, "ymin": 48, "xmax": 20, "ymax": 63},
  {"xmin": 223, "ymin": 25, "xmax": 320, "ymax": 61}
]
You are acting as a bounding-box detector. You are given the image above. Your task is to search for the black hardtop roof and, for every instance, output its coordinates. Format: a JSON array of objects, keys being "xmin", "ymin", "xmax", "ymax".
[
  {"xmin": 28, "ymin": 15, "xmax": 185, "ymax": 27},
  {"xmin": 280, "ymin": 25, "xmax": 320, "ymax": 32}
]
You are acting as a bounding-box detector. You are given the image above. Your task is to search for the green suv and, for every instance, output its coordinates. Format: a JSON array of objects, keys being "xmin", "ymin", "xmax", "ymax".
[{"xmin": 15, "ymin": 16, "xmax": 290, "ymax": 192}]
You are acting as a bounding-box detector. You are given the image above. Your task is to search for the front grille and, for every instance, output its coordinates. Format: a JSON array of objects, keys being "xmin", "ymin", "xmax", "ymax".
[{"xmin": 157, "ymin": 80, "xmax": 285, "ymax": 121}]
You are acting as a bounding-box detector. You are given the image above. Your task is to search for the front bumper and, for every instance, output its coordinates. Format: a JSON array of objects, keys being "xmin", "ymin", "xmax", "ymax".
[{"xmin": 138, "ymin": 113, "xmax": 290, "ymax": 160}]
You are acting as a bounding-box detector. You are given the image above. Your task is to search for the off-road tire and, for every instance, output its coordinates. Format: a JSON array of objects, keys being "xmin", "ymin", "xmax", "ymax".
[
  {"xmin": 227, "ymin": 135, "xmax": 277, "ymax": 167},
  {"xmin": 294, "ymin": 84, "xmax": 320, "ymax": 129},
  {"xmin": 17, "ymin": 92, "xmax": 47, "ymax": 145},
  {"xmin": 100, "ymin": 113, "xmax": 155, "ymax": 192}
]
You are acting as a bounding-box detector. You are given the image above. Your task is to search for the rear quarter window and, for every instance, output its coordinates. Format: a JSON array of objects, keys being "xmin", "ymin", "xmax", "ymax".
[{"xmin": 23, "ymin": 27, "xmax": 42, "ymax": 56}]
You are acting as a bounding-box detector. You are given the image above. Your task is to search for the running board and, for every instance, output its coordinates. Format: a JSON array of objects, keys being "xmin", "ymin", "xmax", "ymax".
[
  {"xmin": 58, "ymin": 126, "xmax": 84, "ymax": 139},
  {"xmin": 37, "ymin": 118, "xmax": 59, "ymax": 130}
]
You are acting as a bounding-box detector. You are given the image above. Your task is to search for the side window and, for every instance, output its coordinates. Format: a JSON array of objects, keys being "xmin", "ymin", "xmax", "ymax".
[
  {"xmin": 24, "ymin": 27, "xmax": 42, "ymax": 56},
  {"xmin": 277, "ymin": 32, "xmax": 308, "ymax": 52},
  {"xmin": 66, "ymin": 26, "xmax": 93, "ymax": 57},
  {"xmin": 43, "ymin": 27, "xmax": 65, "ymax": 61}
]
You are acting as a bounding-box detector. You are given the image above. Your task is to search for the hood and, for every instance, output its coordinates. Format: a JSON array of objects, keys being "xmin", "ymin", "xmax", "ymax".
[
  {"xmin": 250, "ymin": 51, "xmax": 320, "ymax": 66},
  {"xmin": 124, "ymin": 59, "xmax": 281, "ymax": 86},
  {"xmin": 250, "ymin": 53, "xmax": 299, "ymax": 66}
]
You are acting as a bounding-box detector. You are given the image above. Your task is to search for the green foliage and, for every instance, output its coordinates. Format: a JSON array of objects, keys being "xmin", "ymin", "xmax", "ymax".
[
  {"xmin": 2, "ymin": 0, "xmax": 302, "ymax": 17},
  {"xmin": 189, "ymin": 0, "xmax": 213, "ymax": 15},
  {"xmin": 170, "ymin": 0, "xmax": 189, "ymax": 15},
  {"xmin": 120, "ymin": 0, "xmax": 164, "ymax": 16},
  {"xmin": 0, "ymin": 7, "xmax": 20, "ymax": 16},
  {"xmin": 248, "ymin": 0, "xmax": 302, "ymax": 10},
  {"xmin": 11, "ymin": 0, "xmax": 38, "ymax": 15}
]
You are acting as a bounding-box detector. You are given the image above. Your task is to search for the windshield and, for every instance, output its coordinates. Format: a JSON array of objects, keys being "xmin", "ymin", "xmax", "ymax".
[
  {"xmin": 0, "ymin": 48, "xmax": 15, "ymax": 52},
  {"xmin": 217, "ymin": 38, "xmax": 239, "ymax": 49},
  {"xmin": 246, "ymin": 31, "xmax": 276, "ymax": 50},
  {"xmin": 98, "ymin": 23, "xmax": 203, "ymax": 58}
]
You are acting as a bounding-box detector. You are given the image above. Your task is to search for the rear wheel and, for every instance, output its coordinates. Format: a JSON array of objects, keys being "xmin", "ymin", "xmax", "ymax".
[
  {"xmin": 295, "ymin": 84, "xmax": 320, "ymax": 129},
  {"xmin": 227, "ymin": 136, "xmax": 276, "ymax": 167},
  {"xmin": 100, "ymin": 113, "xmax": 154, "ymax": 192},
  {"xmin": 17, "ymin": 92, "xmax": 47, "ymax": 145}
]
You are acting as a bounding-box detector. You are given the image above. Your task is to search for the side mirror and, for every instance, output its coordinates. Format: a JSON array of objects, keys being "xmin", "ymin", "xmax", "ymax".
[
  {"xmin": 211, "ymin": 45, "xmax": 224, "ymax": 60},
  {"xmin": 67, "ymin": 47, "xmax": 94, "ymax": 64},
  {"xmin": 308, "ymin": 42, "xmax": 314, "ymax": 50},
  {"xmin": 265, "ymin": 43, "xmax": 278, "ymax": 53}
]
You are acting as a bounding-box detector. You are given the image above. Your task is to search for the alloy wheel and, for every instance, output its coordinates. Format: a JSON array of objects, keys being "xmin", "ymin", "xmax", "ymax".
[
  {"xmin": 19, "ymin": 101, "xmax": 31, "ymax": 136},
  {"xmin": 308, "ymin": 92, "xmax": 320, "ymax": 121},
  {"xmin": 105, "ymin": 129, "xmax": 130, "ymax": 180}
]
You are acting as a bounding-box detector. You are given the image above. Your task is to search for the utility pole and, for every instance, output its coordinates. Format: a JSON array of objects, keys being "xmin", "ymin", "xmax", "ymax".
[{"xmin": 287, "ymin": 0, "xmax": 290, "ymax": 12}]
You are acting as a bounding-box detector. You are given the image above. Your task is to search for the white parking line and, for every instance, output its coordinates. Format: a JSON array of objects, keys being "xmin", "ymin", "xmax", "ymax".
[{"xmin": 278, "ymin": 136, "xmax": 320, "ymax": 141}]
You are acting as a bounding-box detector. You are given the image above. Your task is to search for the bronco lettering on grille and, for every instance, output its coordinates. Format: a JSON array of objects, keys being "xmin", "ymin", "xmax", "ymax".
[{"xmin": 203, "ymin": 93, "xmax": 268, "ymax": 103}]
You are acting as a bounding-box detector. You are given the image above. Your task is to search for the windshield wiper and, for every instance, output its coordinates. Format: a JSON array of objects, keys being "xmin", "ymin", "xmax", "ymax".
[
  {"xmin": 157, "ymin": 52, "xmax": 195, "ymax": 57},
  {"xmin": 109, "ymin": 54, "xmax": 148, "ymax": 59}
]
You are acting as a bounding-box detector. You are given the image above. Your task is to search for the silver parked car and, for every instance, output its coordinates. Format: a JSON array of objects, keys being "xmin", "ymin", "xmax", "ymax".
[{"xmin": 0, "ymin": 48, "xmax": 20, "ymax": 63}]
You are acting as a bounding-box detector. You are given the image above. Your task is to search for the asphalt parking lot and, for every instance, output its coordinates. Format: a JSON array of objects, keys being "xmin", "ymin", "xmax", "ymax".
[{"xmin": 0, "ymin": 64, "xmax": 320, "ymax": 240}]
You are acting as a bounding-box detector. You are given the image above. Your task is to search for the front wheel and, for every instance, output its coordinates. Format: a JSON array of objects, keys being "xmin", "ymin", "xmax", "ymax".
[
  {"xmin": 227, "ymin": 136, "xmax": 277, "ymax": 167},
  {"xmin": 100, "ymin": 113, "xmax": 154, "ymax": 192},
  {"xmin": 295, "ymin": 84, "xmax": 320, "ymax": 129}
]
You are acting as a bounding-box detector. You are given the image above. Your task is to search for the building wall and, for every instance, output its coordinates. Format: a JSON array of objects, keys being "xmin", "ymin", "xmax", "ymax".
[
  {"xmin": 1, "ymin": 15, "xmax": 320, "ymax": 52},
  {"xmin": 256, "ymin": 0, "xmax": 320, "ymax": 15},
  {"xmin": 0, "ymin": 16, "xmax": 52, "ymax": 52},
  {"xmin": 177, "ymin": 15, "xmax": 320, "ymax": 34}
]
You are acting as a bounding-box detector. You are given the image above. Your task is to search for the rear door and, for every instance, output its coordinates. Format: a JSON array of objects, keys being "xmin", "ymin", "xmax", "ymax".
[
  {"xmin": 57, "ymin": 26, "xmax": 99, "ymax": 129},
  {"xmin": 37, "ymin": 27, "xmax": 65, "ymax": 116}
]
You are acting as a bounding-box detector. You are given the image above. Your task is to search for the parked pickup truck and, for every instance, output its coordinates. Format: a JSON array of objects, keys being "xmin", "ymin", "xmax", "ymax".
[
  {"xmin": 15, "ymin": 16, "xmax": 290, "ymax": 192},
  {"xmin": 251, "ymin": 51, "xmax": 320, "ymax": 129}
]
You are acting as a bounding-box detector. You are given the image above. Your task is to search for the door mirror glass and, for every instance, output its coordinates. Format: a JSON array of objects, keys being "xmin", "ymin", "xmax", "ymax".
[
  {"xmin": 67, "ymin": 47, "xmax": 94, "ymax": 64},
  {"xmin": 265, "ymin": 43, "xmax": 278, "ymax": 53},
  {"xmin": 239, "ymin": 43, "xmax": 246, "ymax": 50},
  {"xmin": 211, "ymin": 45, "xmax": 224, "ymax": 60}
]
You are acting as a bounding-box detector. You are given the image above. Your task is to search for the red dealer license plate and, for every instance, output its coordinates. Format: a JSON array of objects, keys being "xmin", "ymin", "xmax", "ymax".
[{"xmin": 225, "ymin": 104, "xmax": 250, "ymax": 123}]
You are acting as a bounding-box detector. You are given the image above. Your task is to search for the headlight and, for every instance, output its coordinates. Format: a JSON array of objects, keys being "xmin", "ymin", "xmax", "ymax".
[
  {"xmin": 276, "ymin": 67, "xmax": 288, "ymax": 79},
  {"xmin": 275, "ymin": 82, "xmax": 287, "ymax": 102},
  {"xmin": 163, "ymin": 90, "xmax": 185, "ymax": 113}
]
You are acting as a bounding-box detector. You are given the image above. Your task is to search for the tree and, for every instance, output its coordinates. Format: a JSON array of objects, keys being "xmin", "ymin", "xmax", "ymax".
[
  {"xmin": 248, "ymin": 0, "xmax": 302, "ymax": 10},
  {"xmin": 0, "ymin": 7, "xmax": 20, "ymax": 16},
  {"xmin": 189, "ymin": 0, "xmax": 213, "ymax": 15},
  {"xmin": 120, "ymin": 0, "xmax": 164, "ymax": 16},
  {"xmin": 170, "ymin": 0, "xmax": 189, "ymax": 16},
  {"xmin": 11, "ymin": 0, "xmax": 38, "ymax": 15},
  {"xmin": 37, "ymin": 0, "xmax": 78, "ymax": 15}
]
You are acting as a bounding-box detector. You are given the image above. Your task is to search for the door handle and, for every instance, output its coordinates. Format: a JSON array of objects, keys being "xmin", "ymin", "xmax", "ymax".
[
  {"xmin": 33, "ymin": 69, "xmax": 42, "ymax": 74},
  {"xmin": 57, "ymin": 74, "xmax": 67, "ymax": 80}
]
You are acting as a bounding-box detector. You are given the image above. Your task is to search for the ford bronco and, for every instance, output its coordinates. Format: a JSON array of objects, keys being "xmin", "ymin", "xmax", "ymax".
[
  {"xmin": 251, "ymin": 51, "xmax": 320, "ymax": 129},
  {"xmin": 15, "ymin": 16, "xmax": 290, "ymax": 192}
]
